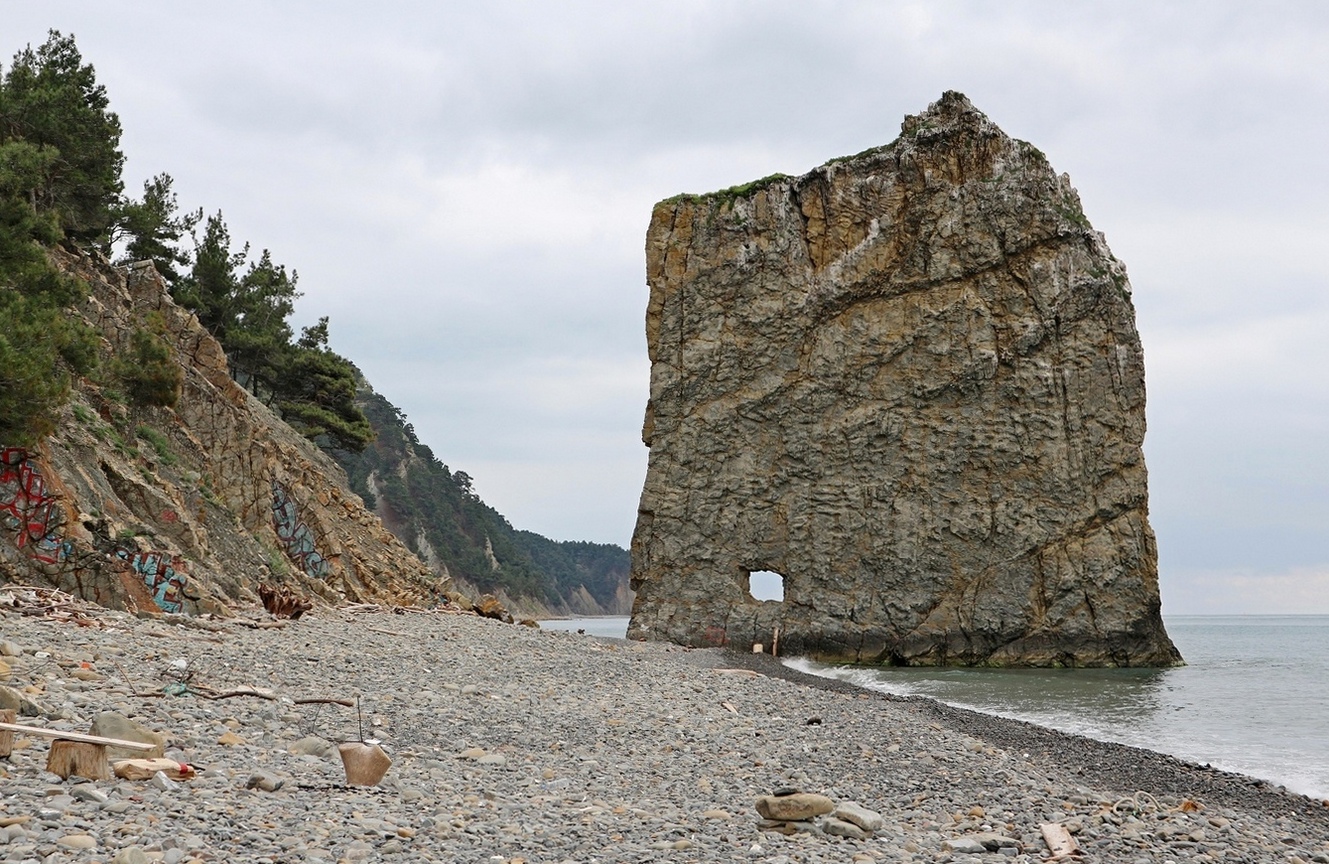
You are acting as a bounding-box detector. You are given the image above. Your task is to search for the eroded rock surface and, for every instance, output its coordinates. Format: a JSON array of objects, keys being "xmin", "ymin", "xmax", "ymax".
[{"xmin": 628, "ymin": 92, "xmax": 1180, "ymax": 667}]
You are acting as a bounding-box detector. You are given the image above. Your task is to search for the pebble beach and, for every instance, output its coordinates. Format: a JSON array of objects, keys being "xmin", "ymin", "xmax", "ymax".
[{"xmin": 0, "ymin": 601, "xmax": 1326, "ymax": 864}]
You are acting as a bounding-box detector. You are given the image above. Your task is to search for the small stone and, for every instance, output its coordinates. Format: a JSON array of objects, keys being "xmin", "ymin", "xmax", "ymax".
[
  {"xmin": 457, "ymin": 747, "xmax": 488, "ymax": 760},
  {"xmin": 758, "ymin": 819, "xmax": 817, "ymax": 835},
  {"xmin": 56, "ymin": 833, "xmax": 97, "ymax": 850},
  {"xmin": 832, "ymin": 801, "xmax": 883, "ymax": 832},
  {"xmin": 217, "ymin": 731, "xmax": 246, "ymax": 746},
  {"xmin": 112, "ymin": 848, "xmax": 149, "ymax": 864},
  {"xmin": 460, "ymin": 684, "xmax": 480, "ymax": 695},
  {"xmin": 822, "ymin": 817, "xmax": 869, "ymax": 840},
  {"xmin": 702, "ymin": 809, "xmax": 731, "ymax": 820},
  {"xmin": 968, "ymin": 832, "xmax": 1021, "ymax": 851},
  {"xmin": 0, "ymin": 641, "xmax": 20, "ymax": 657},
  {"xmin": 477, "ymin": 753, "xmax": 507, "ymax": 766},
  {"xmin": 755, "ymin": 793, "xmax": 834, "ymax": 821},
  {"xmin": 673, "ymin": 839, "xmax": 692, "ymax": 850},
  {"xmin": 288, "ymin": 735, "xmax": 335, "ymax": 757},
  {"xmin": 245, "ymin": 771, "xmax": 284, "ymax": 792},
  {"xmin": 942, "ymin": 837, "xmax": 988, "ymax": 854},
  {"xmin": 150, "ymin": 770, "xmax": 179, "ymax": 791},
  {"xmin": 0, "ymin": 658, "xmax": 11, "ymax": 680},
  {"xmin": 69, "ymin": 784, "xmax": 109, "ymax": 804}
]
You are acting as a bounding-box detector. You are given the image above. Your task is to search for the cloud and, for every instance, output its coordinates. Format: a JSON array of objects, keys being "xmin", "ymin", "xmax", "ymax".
[
  {"xmin": 5, "ymin": 3, "xmax": 1329, "ymax": 612},
  {"xmin": 1165, "ymin": 567, "xmax": 1329, "ymax": 616}
]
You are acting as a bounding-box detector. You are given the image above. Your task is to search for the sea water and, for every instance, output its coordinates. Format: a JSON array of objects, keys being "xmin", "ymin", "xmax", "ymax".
[
  {"xmin": 787, "ymin": 616, "xmax": 1329, "ymax": 800},
  {"xmin": 544, "ymin": 615, "xmax": 1329, "ymax": 800}
]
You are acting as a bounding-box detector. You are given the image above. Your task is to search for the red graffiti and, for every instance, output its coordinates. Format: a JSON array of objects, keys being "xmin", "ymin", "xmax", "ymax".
[
  {"xmin": 0, "ymin": 448, "xmax": 70, "ymax": 565},
  {"xmin": 160, "ymin": 509, "xmax": 179, "ymax": 523}
]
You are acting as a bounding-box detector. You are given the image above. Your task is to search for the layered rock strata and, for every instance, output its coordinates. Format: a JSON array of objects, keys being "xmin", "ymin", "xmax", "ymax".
[
  {"xmin": 628, "ymin": 91, "xmax": 1180, "ymax": 666},
  {"xmin": 0, "ymin": 249, "xmax": 447, "ymax": 614}
]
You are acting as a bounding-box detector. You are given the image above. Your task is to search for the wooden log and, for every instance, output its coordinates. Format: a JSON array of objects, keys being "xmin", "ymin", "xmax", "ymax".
[
  {"xmin": 47, "ymin": 739, "xmax": 109, "ymax": 781},
  {"xmin": 112, "ymin": 758, "xmax": 196, "ymax": 781},
  {"xmin": 0, "ymin": 709, "xmax": 15, "ymax": 757},
  {"xmin": 0, "ymin": 722, "xmax": 156, "ymax": 750}
]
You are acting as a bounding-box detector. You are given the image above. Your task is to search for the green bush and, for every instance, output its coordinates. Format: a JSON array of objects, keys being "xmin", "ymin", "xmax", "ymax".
[{"xmin": 113, "ymin": 326, "xmax": 182, "ymax": 408}]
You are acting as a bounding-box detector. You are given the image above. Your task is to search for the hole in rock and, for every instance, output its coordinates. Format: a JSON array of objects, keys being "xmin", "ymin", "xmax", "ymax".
[{"xmin": 747, "ymin": 570, "xmax": 785, "ymax": 603}]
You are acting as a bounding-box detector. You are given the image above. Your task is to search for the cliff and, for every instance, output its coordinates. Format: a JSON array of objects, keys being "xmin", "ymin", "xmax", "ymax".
[
  {"xmin": 333, "ymin": 386, "xmax": 633, "ymax": 618},
  {"xmin": 628, "ymin": 92, "xmax": 1181, "ymax": 667},
  {"xmin": 0, "ymin": 248, "xmax": 448, "ymax": 614}
]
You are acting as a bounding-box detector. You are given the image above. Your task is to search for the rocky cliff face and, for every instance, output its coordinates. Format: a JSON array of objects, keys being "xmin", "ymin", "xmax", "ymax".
[
  {"xmin": 628, "ymin": 92, "xmax": 1181, "ymax": 667},
  {"xmin": 0, "ymin": 249, "xmax": 447, "ymax": 614}
]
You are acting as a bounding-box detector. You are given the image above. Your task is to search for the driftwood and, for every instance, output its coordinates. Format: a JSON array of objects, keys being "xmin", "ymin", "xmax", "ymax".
[
  {"xmin": 1041, "ymin": 823, "xmax": 1084, "ymax": 860},
  {"xmin": 258, "ymin": 583, "xmax": 312, "ymax": 619},
  {"xmin": 0, "ymin": 723, "xmax": 158, "ymax": 750},
  {"xmin": 0, "ymin": 586, "xmax": 103, "ymax": 628},
  {"xmin": 294, "ymin": 697, "xmax": 355, "ymax": 707},
  {"xmin": 338, "ymin": 741, "xmax": 392, "ymax": 786},
  {"xmin": 199, "ymin": 685, "xmax": 277, "ymax": 701},
  {"xmin": 113, "ymin": 758, "xmax": 196, "ymax": 781}
]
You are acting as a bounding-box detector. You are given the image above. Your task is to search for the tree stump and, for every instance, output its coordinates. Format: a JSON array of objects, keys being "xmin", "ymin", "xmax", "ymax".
[
  {"xmin": 47, "ymin": 739, "xmax": 109, "ymax": 781},
  {"xmin": 0, "ymin": 709, "xmax": 15, "ymax": 758}
]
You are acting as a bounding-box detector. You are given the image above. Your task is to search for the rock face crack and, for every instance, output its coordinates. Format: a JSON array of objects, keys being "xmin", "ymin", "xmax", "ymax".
[{"xmin": 627, "ymin": 91, "xmax": 1180, "ymax": 668}]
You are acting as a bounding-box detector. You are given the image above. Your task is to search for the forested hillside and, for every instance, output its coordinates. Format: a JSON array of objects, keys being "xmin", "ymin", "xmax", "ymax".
[
  {"xmin": 0, "ymin": 30, "xmax": 631, "ymax": 616},
  {"xmin": 334, "ymin": 387, "xmax": 632, "ymax": 617}
]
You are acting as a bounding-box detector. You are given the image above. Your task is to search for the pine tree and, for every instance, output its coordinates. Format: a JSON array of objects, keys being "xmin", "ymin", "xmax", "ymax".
[
  {"xmin": 0, "ymin": 31, "xmax": 124, "ymax": 244},
  {"xmin": 114, "ymin": 173, "xmax": 198, "ymax": 283}
]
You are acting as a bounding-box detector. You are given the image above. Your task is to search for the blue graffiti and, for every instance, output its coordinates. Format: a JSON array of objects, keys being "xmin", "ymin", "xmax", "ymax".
[
  {"xmin": 114, "ymin": 548, "xmax": 188, "ymax": 613},
  {"xmin": 271, "ymin": 480, "xmax": 329, "ymax": 579}
]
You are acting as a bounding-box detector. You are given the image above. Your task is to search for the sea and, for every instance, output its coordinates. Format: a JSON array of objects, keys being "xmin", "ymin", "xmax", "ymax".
[{"xmin": 541, "ymin": 614, "xmax": 1329, "ymax": 801}]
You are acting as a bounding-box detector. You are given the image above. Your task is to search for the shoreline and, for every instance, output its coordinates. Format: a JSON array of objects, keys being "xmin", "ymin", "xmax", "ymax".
[
  {"xmin": 0, "ymin": 602, "xmax": 1324, "ymax": 862},
  {"xmin": 546, "ymin": 615, "xmax": 1329, "ymax": 808},
  {"xmin": 721, "ymin": 649, "xmax": 1329, "ymax": 823}
]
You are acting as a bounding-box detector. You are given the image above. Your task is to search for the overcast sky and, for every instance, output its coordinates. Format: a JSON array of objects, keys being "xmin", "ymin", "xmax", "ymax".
[{"xmin": 7, "ymin": 2, "xmax": 1327, "ymax": 614}]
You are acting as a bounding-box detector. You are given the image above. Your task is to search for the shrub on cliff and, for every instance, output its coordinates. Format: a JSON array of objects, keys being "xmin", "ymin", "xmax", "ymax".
[{"xmin": 111, "ymin": 317, "xmax": 183, "ymax": 408}]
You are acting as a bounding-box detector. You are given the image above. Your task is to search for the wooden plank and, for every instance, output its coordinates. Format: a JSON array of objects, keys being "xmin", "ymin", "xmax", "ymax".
[{"xmin": 0, "ymin": 722, "xmax": 157, "ymax": 751}]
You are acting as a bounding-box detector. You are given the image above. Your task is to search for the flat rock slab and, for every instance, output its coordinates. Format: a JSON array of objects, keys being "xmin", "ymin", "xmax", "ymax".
[{"xmin": 755, "ymin": 792, "xmax": 834, "ymax": 821}]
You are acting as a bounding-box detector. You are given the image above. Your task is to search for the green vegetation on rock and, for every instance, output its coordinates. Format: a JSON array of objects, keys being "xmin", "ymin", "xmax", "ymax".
[{"xmin": 0, "ymin": 32, "xmax": 108, "ymax": 445}]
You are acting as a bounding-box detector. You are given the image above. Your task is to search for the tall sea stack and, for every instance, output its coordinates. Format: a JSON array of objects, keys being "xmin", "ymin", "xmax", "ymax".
[{"xmin": 628, "ymin": 92, "xmax": 1181, "ymax": 667}]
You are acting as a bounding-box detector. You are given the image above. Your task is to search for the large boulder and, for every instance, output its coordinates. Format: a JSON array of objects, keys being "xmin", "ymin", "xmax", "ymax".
[{"xmin": 627, "ymin": 92, "xmax": 1181, "ymax": 667}]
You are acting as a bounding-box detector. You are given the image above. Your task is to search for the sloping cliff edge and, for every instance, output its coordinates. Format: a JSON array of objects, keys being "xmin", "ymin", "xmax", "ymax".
[
  {"xmin": 334, "ymin": 384, "xmax": 633, "ymax": 619},
  {"xmin": 0, "ymin": 248, "xmax": 449, "ymax": 614}
]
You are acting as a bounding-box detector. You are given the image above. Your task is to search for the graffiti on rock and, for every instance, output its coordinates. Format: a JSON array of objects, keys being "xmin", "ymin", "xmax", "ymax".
[
  {"xmin": 0, "ymin": 448, "xmax": 71, "ymax": 566},
  {"xmin": 114, "ymin": 547, "xmax": 189, "ymax": 613},
  {"xmin": 272, "ymin": 480, "xmax": 329, "ymax": 579}
]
